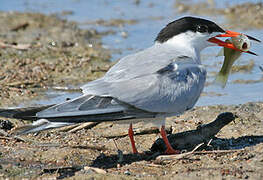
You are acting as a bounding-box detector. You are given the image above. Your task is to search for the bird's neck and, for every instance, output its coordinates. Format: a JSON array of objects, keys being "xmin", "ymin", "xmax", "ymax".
[
  {"xmin": 155, "ymin": 41, "xmax": 202, "ymax": 65},
  {"xmin": 156, "ymin": 32, "xmax": 210, "ymax": 64}
]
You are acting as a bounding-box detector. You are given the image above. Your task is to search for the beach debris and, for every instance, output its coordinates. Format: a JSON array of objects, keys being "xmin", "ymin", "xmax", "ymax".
[
  {"xmin": 151, "ymin": 112, "xmax": 237, "ymax": 153},
  {"xmin": 0, "ymin": 41, "xmax": 31, "ymax": 50}
]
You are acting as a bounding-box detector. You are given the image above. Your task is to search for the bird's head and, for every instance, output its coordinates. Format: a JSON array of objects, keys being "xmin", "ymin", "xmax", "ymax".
[{"xmin": 155, "ymin": 16, "xmax": 260, "ymax": 55}]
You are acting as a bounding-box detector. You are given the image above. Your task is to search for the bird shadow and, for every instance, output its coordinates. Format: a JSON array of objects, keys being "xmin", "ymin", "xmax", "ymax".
[
  {"xmin": 207, "ymin": 135, "xmax": 263, "ymax": 151},
  {"xmin": 90, "ymin": 135, "xmax": 263, "ymax": 169}
]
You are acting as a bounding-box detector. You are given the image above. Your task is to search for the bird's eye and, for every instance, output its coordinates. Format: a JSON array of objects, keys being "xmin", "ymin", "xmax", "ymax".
[{"xmin": 196, "ymin": 25, "xmax": 208, "ymax": 33}]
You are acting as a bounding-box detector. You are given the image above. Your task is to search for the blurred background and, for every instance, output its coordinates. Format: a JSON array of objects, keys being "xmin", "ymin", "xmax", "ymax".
[{"xmin": 0, "ymin": 0, "xmax": 263, "ymax": 107}]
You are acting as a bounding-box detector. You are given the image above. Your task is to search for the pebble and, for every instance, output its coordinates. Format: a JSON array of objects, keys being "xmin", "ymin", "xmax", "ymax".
[
  {"xmin": 0, "ymin": 119, "xmax": 14, "ymax": 130},
  {"xmin": 124, "ymin": 170, "xmax": 131, "ymax": 175},
  {"xmin": 83, "ymin": 166, "xmax": 107, "ymax": 174}
]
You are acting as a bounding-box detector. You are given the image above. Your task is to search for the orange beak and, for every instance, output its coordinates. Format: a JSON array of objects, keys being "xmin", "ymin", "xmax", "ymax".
[{"xmin": 208, "ymin": 30, "xmax": 260, "ymax": 56}]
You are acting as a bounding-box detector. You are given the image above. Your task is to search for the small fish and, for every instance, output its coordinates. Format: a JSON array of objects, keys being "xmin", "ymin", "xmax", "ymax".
[{"xmin": 214, "ymin": 34, "xmax": 251, "ymax": 88}]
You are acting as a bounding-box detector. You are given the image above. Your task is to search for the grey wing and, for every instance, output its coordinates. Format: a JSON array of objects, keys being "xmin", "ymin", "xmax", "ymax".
[
  {"xmin": 36, "ymin": 95, "xmax": 157, "ymax": 123},
  {"xmin": 81, "ymin": 44, "xmax": 184, "ymax": 89},
  {"xmin": 82, "ymin": 58, "xmax": 207, "ymax": 114},
  {"xmin": 13, "ymin": 95, "xmax": 157, "ymax": 135},
  {"xmin": 12, "ymin": 95, "xmax": 157, "ymax": 135},
  {"xmin": 35, "ymin": 46, "xmax": 178, "ymax": 123}
]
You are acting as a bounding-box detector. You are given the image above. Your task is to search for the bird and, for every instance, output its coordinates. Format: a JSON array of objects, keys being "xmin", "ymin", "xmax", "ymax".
[{"xmin": 0, "ymin": 16, "xmax": 259, "ymax": 154}]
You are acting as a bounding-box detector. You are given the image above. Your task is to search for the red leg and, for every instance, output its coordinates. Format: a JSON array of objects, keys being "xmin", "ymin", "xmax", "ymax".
[
  {"xmin": 128, "ymin": 123, "xmax": 138, "ymax": 154},
  {"xmin": 160, "ymin": 125, "xmax": 180, "ymax": 154}
]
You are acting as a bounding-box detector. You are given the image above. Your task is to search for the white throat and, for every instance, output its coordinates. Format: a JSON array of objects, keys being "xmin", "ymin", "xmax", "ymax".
[{"xmin": 156, "ymin": 31, "xmax": 212, "ymax": 64}]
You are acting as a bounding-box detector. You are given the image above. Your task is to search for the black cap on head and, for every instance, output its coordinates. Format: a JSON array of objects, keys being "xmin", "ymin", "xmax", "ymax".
[{"xmin": 155, "ymin": 16, "xmax": 225, "ymax": 43}]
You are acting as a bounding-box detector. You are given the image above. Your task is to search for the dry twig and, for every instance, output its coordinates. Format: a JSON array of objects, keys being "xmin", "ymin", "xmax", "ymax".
[
  {"xmin": 11, "ymin": 22, "xmax": 29, "ymax": 31},
  {"xmin": 84, "ymin": 166, "xmax": 107, "ymax": 174},
  {"xmin": 68, "ymin": 122, "xmax": 99, "ymax": 133},
  {"xmin": 0, "ymin": 41, "xmax": 31, "ymax": 50},
  {"xmin": 155, "ymin": 143, "xmax": 204, "ymax": 162},
  {"xmin": 155, "ymin": 145, "xmax": 244, "ymax": 163}
]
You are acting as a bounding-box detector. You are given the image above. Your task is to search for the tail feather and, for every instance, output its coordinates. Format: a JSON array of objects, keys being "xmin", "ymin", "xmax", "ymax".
[
  {"xmin": 13, "ymin": 119, "xmax": 73, "ymax": 135},
  {"xmin": 1, "ymin": 95, "xmax": 157, "ymax": 135},
  {"xmin": 0, "ymin": 105, "xmax": 54, "ymax": 120}
]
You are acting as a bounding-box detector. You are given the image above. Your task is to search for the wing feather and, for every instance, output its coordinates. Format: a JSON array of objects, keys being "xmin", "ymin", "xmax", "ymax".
[
  {"xmin": 36, "ymin": 95, "xmax": 157, "ymax": 123},
  {"xmin": 81, "ymin": 56, "xmax": 206, "ymax": 114}
]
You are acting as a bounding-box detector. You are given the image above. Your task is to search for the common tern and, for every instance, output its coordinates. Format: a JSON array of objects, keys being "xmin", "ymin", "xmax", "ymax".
[{"xmin": 1, "ymin": 16, "xmax": 260, "ymax": 154}]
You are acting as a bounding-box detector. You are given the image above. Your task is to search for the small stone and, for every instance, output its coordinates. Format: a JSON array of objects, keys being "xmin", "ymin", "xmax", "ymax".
[
  {"xmin": 84, "ymin": 166, "xmax": 107, "ymax": 174},
  {"xmin": 0, "ymin": 119, "xmax": 14, "ymax": 130},
  {"xmin": 124, "ymin": 170, "xmax": 131, "ymax": 175},
  {"xmin": 121, "ymin": 31, "xmax": 128, "ymax": 38}
]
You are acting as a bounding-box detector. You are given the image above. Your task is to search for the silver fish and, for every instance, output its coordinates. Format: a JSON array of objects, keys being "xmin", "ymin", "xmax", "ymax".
[{"xmin": 214, "ymin": 34, "xmax": 251, "ymax": 88}]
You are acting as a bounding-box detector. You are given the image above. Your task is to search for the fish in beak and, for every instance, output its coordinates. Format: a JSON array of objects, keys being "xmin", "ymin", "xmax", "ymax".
[
  {"xmin": 208, "ymin": 30, "xmax": 261, "ymax": 56},
  {"xmin": 212, "ymin": 31, "xmax": 261, "ymax": 88}
]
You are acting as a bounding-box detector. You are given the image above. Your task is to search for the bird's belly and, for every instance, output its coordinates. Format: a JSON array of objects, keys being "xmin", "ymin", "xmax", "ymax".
[{"xmin": 112, "ymin": 117, "xmax": 164, "ymax": 127}]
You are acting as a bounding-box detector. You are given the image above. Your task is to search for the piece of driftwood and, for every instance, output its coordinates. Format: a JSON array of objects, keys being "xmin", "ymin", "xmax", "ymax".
[
  {"xmin": 68, "ymin": 144, "xmax": 108, "ymax": 151},
  {"xmin": 84, "ymin": 166, "xmax": 107, "ymax": 174},
  {"xmin": 11, "ymin": 22, "xmax": 29, "ymax": 31},
  {"xmin": 57, "ymin": 122, "xmax": 99, "ymax": 133},
  {"xmin": 151, "ymin": 112, "xmax": 237, "ymax": 153},
  {"xmin": 58, "ymin": 124, "xmax": 80, "ymax": 132},
  {"xmin": 155, "ymin": 148, "xmax": 244, "ymax": 163},
  {"xmin": 0, "ymin": 41, "xmax": 31, "ymax": 50},
  {"xmin": 155, "ymin": 143, "xmax": 204, "ymax": 162},
  {"xmin": 68, "ymin": 122, "xmax": 100, "ymax": 133},
  {"xmin": 41, "ymin": 166, "xmax": 82, "ymax": 175}
]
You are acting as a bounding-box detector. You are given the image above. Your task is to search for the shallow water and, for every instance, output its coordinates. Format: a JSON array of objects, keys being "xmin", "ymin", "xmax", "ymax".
[{"xmin": 1, "ymin": 0, "xmax": 263, "ymax": 107}]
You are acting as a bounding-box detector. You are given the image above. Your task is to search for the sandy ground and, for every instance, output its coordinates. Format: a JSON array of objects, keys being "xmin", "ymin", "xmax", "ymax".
[
  {"xmin": 0, "ymin": 2, "xmax": 263, "ymax": 179},
  {"xmin": 1, "ymin": 102, "xmax": 263, "ymax": 179}
]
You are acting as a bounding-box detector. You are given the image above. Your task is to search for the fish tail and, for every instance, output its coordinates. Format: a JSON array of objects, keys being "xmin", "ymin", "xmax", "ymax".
[{"xmin": 214, "ymin": 71, "xmax": 229, "ymax": 88}]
